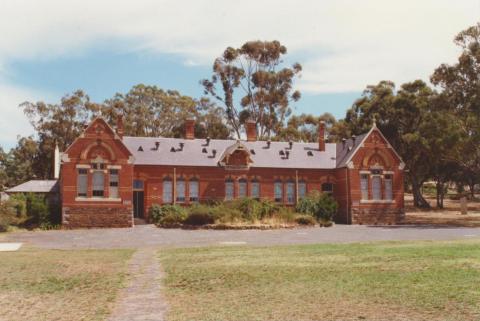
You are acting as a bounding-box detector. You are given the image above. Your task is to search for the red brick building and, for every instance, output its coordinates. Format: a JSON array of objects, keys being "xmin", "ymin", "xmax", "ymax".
[{"xmin": 60, "ymin": 117, "xmax": 405, "ymax": 228}]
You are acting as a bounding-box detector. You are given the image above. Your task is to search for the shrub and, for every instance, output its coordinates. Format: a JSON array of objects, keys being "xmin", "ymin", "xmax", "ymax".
[
  {"xmin": 149, "ymin": 204, "xmax": 187, "ymax": 227},
  {"xmin": 25, "ymin": 193, "xmax": 50, "ymax": 226},
  {"xmin": 296, "ymin": 191, "xmax": 338, "ymax": 223},
  {"xmin": 295, "ymin": 214, "xmax": 317, "ymax": 226},
  {"xmin": 276, "ymin": 207, "xmax": 296, "ymax": 223},
  {"xmin": 257, "ymin": 199, "xmax": 278, "ymax": 219},
  {"xmin": 184, "ymin": 205, "xmax": 215, "ymax": 225},
  {"xmin": 227, "ymin": 198, "xmax": 279, "ymax": 222},
  {"xmin": 211, "ymin": 204, "xmax": 243, "ymax": 223}
]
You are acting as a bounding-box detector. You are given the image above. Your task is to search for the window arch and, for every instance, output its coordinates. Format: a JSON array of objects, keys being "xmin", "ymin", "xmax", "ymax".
[{"xmin": 163, "ymin": 177, "xmax": 173, "ymax": 204}]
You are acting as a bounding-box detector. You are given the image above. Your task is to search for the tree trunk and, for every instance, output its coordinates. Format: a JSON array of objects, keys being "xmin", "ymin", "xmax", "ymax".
[
  {"xmin": 412, "ymin": 178, "xmax": 430, "ymax": 208},
  {"xmin": 436, "ymin": 181, "xmax": 444, "ymax": 209}
]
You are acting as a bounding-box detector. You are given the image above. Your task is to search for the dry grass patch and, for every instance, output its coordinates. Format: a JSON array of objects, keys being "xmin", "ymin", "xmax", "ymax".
[
  {"xmin": 0, "ymin": 248, "xmax": 133, "ymax": 321},
  {"xmin": 159, "ymin": 240, "xmax": 480, "ymax": 321}
]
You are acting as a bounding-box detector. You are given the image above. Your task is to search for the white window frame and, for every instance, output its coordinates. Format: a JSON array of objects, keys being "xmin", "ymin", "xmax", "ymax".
[
  {"xmin": 176, "ymin": 178, "xmax": 186, "ymax": 203},
  {"xmin": 163, "ymin": 178, "xmax": 173, "ymax": 204},
  {"xmin": 225, "ymin": 179, "xmax": 234, "ymax": 201},
  {"xmin": 77, "ymin": 168, "xmax": 88, "ymax": 197},
  {"xmin": 250, "ymin": 180, "xmax": 260, "ymax": 199},
  {"xmin": 274, "ymin": 181, "xmax": 283, "ymax": 203},
  {"xmin": 286, "ymin": 181, "xmax": 295, "ymax": 204},
  {"xmin": 238, "ymin": 179, "xmax": 247, "ymax": 198}
]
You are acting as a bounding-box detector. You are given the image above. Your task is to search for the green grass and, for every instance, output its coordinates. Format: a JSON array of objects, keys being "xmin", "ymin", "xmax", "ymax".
[
  {"xmin": 159, "ymin": 240, "xmax": 480, "ymax": 321},
  {"xmin": 0, "ymin": 248, "xmax": 133, "ymax": 321}
]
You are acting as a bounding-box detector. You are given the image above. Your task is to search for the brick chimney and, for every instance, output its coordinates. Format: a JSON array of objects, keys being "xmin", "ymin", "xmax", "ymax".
[
  {"xmin": 318, "ymin": 121, "xmax": 325, "ymax": 151},
  {"xmin": 245, "ymin": 120, "xmax": 257, "ymax": 142},
  {"xmin": 116, "ymin": 115, "xmax": 124, "ymax": 139},
  {"xmin": 185, "ymin": 118, "xmax": 195, "ymax": 139}
]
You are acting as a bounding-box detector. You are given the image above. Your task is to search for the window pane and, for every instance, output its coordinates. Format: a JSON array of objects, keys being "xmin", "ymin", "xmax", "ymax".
[
  {"xmin": 163, "ymin": 180, "xmax": 173, "ymax": 203},
  {"xmin": 372, "ymin": 176, "xmax": 381, "ymax": 200},
  {"xmin": 286, "ymin": 182, "xmax": 295, "ymax": 204},
  {"xmin": 225, "ymin": 181, "xmax": 234, "ymax": 200},
  {"xmin": 251, "ymin": 181, "xmax": 260, "ymax": 199},
  {"xmin": 384, "ymin": 175, "xmax": 393, "ymax": 200},
  {"xmin": 92, "ymin": 171, "xmax": 104, "ymax": 197},
  {"xmin": 238, "ymin": 179, "xmax": 247, "ymax": 198},
  {"xmin": 361, "ymin": 174, "xmax": 369, "ymax": 200},
  {"xmin": 77, "ymin": 170, "xmax": 87, "ymax": 197},
  {"xmin": 274, "ymin": 181, "xmax": 283, "ymax": 202},
  {"xmin": 109, "ymin": 169, "xmax": 119, "ymax": 198},
  {"xmin": 298, "ymin": 182, "xmax": 306, "ymax": 199},
  {"xmin": 176, "ymin": 180, "xmax": 186, "ymax": 202},
  {"xmin": 189, "ymin": 180, "xmax": 199, "ymax": 202}
]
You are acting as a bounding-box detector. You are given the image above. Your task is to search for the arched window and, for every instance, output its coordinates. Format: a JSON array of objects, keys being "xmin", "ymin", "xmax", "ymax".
[
  {"xmin": 250, "ymin": 179, "xmax": 260, "ymax": 199},
  {"xmin": 286, "ymin": 180, "xmax": 295, "ymax": 204},
  {"xmin": 189, "ymin": 178, "xmax": 199, "ymax": 202},
  {"xmin": 176, "ymin": 177, "xmax": 186, "ymax": 203},
  {"xmin": 298, "ymin": 180, "xmax": 307, "ymax": 199},
  {"xmin": 274, "ymin": 180, "xmax": 283, "ymax": 203},
  {"xmin": 238, "ymin": 178, "xmax": 247, "ymax": 198},
  {"xmin": 163, "ymin": 177, "xmax": 173, "ymax": 204},
  {"xmin": 225, "ymin": 178, "xmax": 234, "ymax": 201},
  {"xmin": 321, "ymin": 183, "xmax": 334, "ymax": 195}
]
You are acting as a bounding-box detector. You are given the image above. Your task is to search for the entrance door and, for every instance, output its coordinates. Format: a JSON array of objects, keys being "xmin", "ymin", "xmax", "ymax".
[{"xmin": 133, "ymin": 191, "xmax": 144, "ymax": 218}]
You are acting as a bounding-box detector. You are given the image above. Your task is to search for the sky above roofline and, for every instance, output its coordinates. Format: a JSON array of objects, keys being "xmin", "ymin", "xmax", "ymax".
[{"xmin": 0, "ymin": 0, "xmax": 479, "ymax": 150}]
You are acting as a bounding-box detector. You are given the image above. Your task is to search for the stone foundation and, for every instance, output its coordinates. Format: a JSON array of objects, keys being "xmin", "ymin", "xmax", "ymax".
[
  {"xmin": 351, "ymin": 207, "xmax": 405, "ymax": 225},
  {"xmin": 63, "ymin": 206, "xmax": 133, "ymax": 228}
]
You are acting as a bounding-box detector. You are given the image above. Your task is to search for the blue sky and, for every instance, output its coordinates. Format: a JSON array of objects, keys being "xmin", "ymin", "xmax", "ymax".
[{"xmin": 0, "ymin": 0, "xmax": 479, "ymax": 150}]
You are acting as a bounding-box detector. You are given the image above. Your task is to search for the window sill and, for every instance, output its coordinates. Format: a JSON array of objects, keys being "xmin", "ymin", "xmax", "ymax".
[
  {"xmin": 75, "ymin": 197, "xmax": 122, "ymax": 202},
  {"xmin": 360, "ymin": 200, "xmax": 394, "ymax": 204}
]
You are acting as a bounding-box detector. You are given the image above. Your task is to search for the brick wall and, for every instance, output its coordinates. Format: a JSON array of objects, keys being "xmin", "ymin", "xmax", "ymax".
[{"xmin": 63, "ymin": 206, "xmax": 133, "ymax": 228}]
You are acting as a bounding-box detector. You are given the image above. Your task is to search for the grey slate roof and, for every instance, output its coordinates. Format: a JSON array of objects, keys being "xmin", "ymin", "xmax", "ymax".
[
  {"xmin": 6, "ymin": 180, "xmax": 59, "ymax": 193},
  {"xmin": 123, "ymin": 136, "xmax": 338, "ymax": 169},
  {"xmin": 336, "ymin": 133, "xmax": 369, "ymax": 167}
]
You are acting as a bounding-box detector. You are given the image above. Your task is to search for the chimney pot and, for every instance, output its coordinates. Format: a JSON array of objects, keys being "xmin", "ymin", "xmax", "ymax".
[
  {"xmin": 245, "ymin": 120, "xmax": 257, "ymax": 142},
  {"xmin": 185, "ymin": 118, "xmax": 195, "ymax": 140},
  {"xmin": 318, "ymin": 121, "xmax": 326, "ymax": 152}
]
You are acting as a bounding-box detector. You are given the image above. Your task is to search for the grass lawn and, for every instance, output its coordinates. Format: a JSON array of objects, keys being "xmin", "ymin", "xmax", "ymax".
[
  {"xmin": 0, "ymin": 248, "xmax": 133, "ymax": 321},
  {"xmin": 159, "ymin": 240, "xmax": 480, "ymax": 321}
]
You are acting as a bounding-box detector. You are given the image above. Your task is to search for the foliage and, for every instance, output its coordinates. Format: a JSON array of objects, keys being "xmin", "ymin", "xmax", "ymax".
[
  {"xmin": 296, "ymin": 191, "xmax": 338, "ymax": 222},
  {"xmin": 226, "ymin": 198, "xmax": 279, "ymax": 222},
  {"xmin": 148, "ymin": 204, "xmax": 187, "ymax": 227},
  {"xmin": 294, "ymin": 214, "xmax": 317, "ymax": 226},
  {"xmin": 184, "ymin": 205, "xmax": 216, "ymax": 226},
  {"xmin": 24, "ymin": 193, "xmax": 50, "ymax": 226},
  {"xmin": 202, "ymin": 40, "xmax": 301, "ymax": 139}
]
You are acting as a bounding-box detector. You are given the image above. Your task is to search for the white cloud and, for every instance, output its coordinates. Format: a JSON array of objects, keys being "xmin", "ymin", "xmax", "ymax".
[{"xmin": 0, "ymin": 0, "xmax": 477, "ymax": 122}]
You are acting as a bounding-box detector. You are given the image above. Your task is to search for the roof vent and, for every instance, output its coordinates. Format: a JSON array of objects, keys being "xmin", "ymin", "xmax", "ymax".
[
  {"xmin": 152, "ymin": 141, "xmax": 160, "ymax": 151},
  {"xmin": 285, "ymin": 150, "xmax": 290, "ymax": 159},
  {"xmin": 202, "ymin": 147, "xmax": 208, "ymax": 153},
  {"xmin": 348, "ymin": 146, "xmax": 352, "ymax": 152},
  {"xmin": 212, "ymin": 149, "xmax": 217, "ymax": 157},
  {"xmin": 170, "ymin": 147, "xmax": 176, "ymax": 152},
  {"xmin": 279, "ymin": 150, "xmax": 285, "ymax": 156},
  {"xmin": 206, "ymin": 137, "xmax": 211, "ymax": 146},
  {"xmin": 307, "ymin": 151, "xmax": 313, "ymax": 156},
  {"xmin": 138, "ymin": 146, "xmax": 144, "ymax": 152},
  {"xmin": 267, "ymin": 140, "xmax": 271, "ymax": 148},
  {"xmin": 288, "ymin": 141, "xmax": 293, "ymax": 149},
  {"xmin": 179, "ymin": 142, "xmax": 184, "ymax": 151},
  {"xmin": 352, "ymin": 135, "xmax": 356, "ymax": 143},
  {"xmin": 342, "ymin": 138, "xmax": 347, "ymax": 149},
  {"xmin": 250, "ymin": 149, "xmax": 255, "ymax": 155}
]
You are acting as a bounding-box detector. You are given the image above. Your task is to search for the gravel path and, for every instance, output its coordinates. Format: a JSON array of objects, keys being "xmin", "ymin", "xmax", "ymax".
[
  {"xmin": 107, "ymin": 248, "xmax": 167, "ymax": 321},
  {"xmin": 5, "ymin": 224, "xmax": 480, "ymax": 250}
]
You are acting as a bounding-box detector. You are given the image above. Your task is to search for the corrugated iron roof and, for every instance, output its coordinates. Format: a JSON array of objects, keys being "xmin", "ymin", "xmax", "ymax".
[
  {"xmin": 123, "ymin": 136, "xmax": 337, "ymax": 169},
  {"xmin": 336, "ymin": 133, "xmax": 369, "ymax": 167},
  {"xmin": 6, "ymin": 180, "xmax": 59, "ymax": 193}
]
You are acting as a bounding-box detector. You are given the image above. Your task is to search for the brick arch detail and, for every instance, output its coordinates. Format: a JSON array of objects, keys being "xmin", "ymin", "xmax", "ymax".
[
  {"xmin": 361, "ymin": 149, "xmax": 392, "ymax": 169},
  {"xmin": 80, "ymin": 141, "xmax": 116, "ymax": 161}
]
